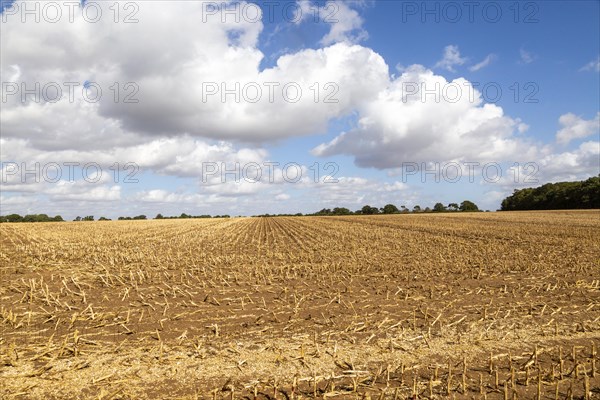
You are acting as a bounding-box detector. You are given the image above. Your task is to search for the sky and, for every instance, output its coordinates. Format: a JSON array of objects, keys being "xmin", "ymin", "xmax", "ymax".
[{"xmin": 1, "ymin": 0, "xmax": 599, "ymax": 219}]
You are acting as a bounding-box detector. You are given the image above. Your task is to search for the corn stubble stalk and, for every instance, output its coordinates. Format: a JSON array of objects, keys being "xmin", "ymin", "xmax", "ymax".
[{"xmin": 1, "ymin": 213, "xmax": 599, "ymax": 398}]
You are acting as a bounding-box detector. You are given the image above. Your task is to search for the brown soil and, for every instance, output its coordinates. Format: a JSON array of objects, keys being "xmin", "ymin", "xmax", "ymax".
[{"xmin": 0, "ymin": 211, "xmax": 599, "ymax": 399}]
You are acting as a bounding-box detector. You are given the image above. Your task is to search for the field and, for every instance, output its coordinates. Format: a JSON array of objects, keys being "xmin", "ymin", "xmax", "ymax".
[{"xmin": 1, "ymin": 211, "xmax": 599, "ymax": 399}]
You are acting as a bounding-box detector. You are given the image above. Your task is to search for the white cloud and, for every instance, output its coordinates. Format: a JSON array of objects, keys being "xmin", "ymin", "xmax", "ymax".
[
  {"xmin": 296, "ymin": 176, "xmax": 413, "ymax": 207},
  {"xmin": 555, "ymin": 112, "xmax": 600, "ymax": 145},
  {"xmin": 381, "ymin": 181, "xmax": 408, "ymax": 191},
  {"xmin": 318, "ymin": 1, "xmax": 368, "ymax": 45},
  {"xmin": 519, "ymin": 48, "xmax": 536, "ymax": 64},
  {"xmin": 434, "ymin": 45, "xmax": 467, "ymax": 72},
  {"xmin": 518, "ymin": 141, "xmax": 599, "ymax": 184},
  {"xmin": 469, "ymin": 54, "xmax": 496, "ymax": 72},
  {"xmin": 46, "ymin": 184, "xmax": 121, "ymax": 202},
  {"xmin": 312, "ymin": 65, "xmax": 537, "ymax": 168},
  {"xmin": 0, "ymin": 136, "xmax": 268, "ymax": 180},
  {"xmin": 580, "ymin": 56, "xmax": 600, "ymax": 72},
  {"xmin": 134, "ymin": 190, "xmax": 226, "ymax": 205},
  {"xmin": 294, "ymin": 1, "xmax": 368, "ymax": 45},
  {"xmin": 1, "ymin": 1, "xmax": 387, "ymax": 147},
  {"xmin": 275, "ymin": 193, "xmax": 291, "ymax": 201}
]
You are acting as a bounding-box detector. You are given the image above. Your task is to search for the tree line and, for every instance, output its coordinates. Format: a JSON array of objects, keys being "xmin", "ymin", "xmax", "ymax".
[
  {"xmin": 311, "ymin": 200, "xmax": 480, "ymax": 216},
  {"xmin": 500, "ymin": 175, "xmax": 600, "ymax": 211},
  {"xmin": 3, "ymin": 175, "xmax": 596, "ymax": 222},
  {"xmin": 253, "ymin": 200, "xmax": 481, "ymax": 217},
  {"xmin": 0, "ymin": 213, "xmax": 233, "ymax": 223},
  {"xmin": 0, "ymin": 214, "xmax": 64, "ymax": 223},
  {"xmin": 0, "ymin": 202, "xmax": 480, "ymax": 223}
]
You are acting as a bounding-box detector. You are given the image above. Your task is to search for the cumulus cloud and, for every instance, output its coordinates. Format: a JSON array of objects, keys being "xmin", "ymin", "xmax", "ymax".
[
  {"xmin": 1, "ymin": 1, "xmax": 386, "ymax": 149},
  {"xmin": 537, "ymin": 141, "xmax": 600, "ymax": 181},
  {"xmin": 297, "ymin": 176, "xmax": 412, "ymax": 207},
  {"xmin": 134, "ymin": 190, "xmax": 229, "ymax": 205},
  {"xmin": 555, "ymin": 112, "xmax": 600, "ymax": 145},
  {"xmin": 434, "ymin": 45, "xmax": 467, "ymax": 72},
  {"xmin": 1, "ymin": 159, "xmax": 121, "ymax": 204},
  {"xmin": 295, "ymin": 1, "xmax": 368, "ymax": 45},
  {"xmin": 312, "ymin": 65, "xmax": 536, "ymax": 168},
  {"xmin": 320, "ymin": 2, "xmax": 368, "ymax": 45},
  {"xmin": 0, "ymin": 136, "xmax": 268, "ymax": 177},
  {"xmin": 494, "ymin": 140, "xmax": 600, "ymax": 187},
  {"xmin": 46, "ymin": 184, "xmax": 121, "ymax": 202}
]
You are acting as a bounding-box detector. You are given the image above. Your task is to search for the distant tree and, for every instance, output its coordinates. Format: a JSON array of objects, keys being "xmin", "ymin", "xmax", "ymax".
[
  {"xmin": 424, "ymin": 207, "xmax": 432, "ymax": 213},
  {"xmin": 413, "ymin": 205, "xmax": 421, "ymax": 212},
  {"xmin": 447, "ymin": 203, "xmax": 459, "ymax": 212},
  {"xmin": 1, "ymin": 214, "xmax": 62, "ymax": 223},
  {"xmin": 180, "ymin": 213, "xmax": 190, "ymax": 219},
  {"xmin": 316, "ymin": 208, "xmax": 332, "ymax": 216},
  {"xmin": 459, "ymin": 201, "xmax": 479, "ymax": 212},
  {"xmin": 332, "ymin": 207, "xmax": 352, "ymax": 215},
  {"xmin": 37, "ymin": 214, "xmax": 50, "ymax": 222},
  {"xmin": 155, "ymin": 214, "xmax": 164, "ymax": 219},
  {"xmin": 98, "ymin": 217, "xmax": 111, "ymax": 221},
  {"xmin": 295, "ymin": 213, "xmax": 303, "ymax": 217},
  {"xmin": 74, "ymin": 216, "xmax": 82, "ymax": 222},
  {"xmin": 361, "ymin": 205, "xmax": 372, "ymax": 215},
  {"xmin": 501, "ymin": 176, "xmax": 600, "ymax": 210},
  {"xmin": 433, "ymin": 203, "xmax": 446, "ymax": 212},
  {"xmin": 381, "ymin": 204, "xmax": 400, "ymax": 214},
  {"xmin": 361, "ymin": 205, "xmax": 380, "ymax": 215},
  {"xmin": 400, "ymin": 206, "xmax": 409, "ymax": 213},
  {"xmin": 133, "ymin": 215, "xmax": 147, "ymax": 220},
  {"xmin": 82, "ymin": 216, "xmax": 94, "ymax": 221}
]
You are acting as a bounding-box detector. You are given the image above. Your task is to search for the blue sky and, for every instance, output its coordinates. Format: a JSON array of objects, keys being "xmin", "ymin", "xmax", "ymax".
[{"xmin": 1, "ymin": 0, "xmax": 599, "ymax": 218}]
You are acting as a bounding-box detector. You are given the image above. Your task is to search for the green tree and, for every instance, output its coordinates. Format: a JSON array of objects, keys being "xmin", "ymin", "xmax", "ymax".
[
  {"xmin": 155, "ymin": 214, "xmax": 164, "ymax": 219},
  {"xmin": 361, "ymin": 205, "xmax": 379, "ymax": 215},
  {"xmin": 413, "ymin": 205, "xmax": 421, "ymax": 212},
  {"xmin": 315, "ymin": 208, "xmax": 332, "ymax": 216},
  {"xmin": 332, "ymin": 207, "xmax": 352, "ymax": 215},
  {"xmin": 433, "ymin": 203, "xmax": 446, "ymax": 212},
  {"xmin": 447, "ymin": 203, "xmax": 459, "ymax": 211},
  {"xmin": 381, "ymin": 204, "xmax": 400, "ymax": 214},
  {"xmin": 501, "ymin": 176, "xmax": 600, "ymax": 210},
  {"xmin": 459, "ymin": 200, "xmax": 479, "ymax": 212}
]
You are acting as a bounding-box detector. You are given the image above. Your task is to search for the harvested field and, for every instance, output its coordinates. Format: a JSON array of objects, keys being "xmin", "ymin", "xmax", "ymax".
[{"xmin": 1, "ymin": 210, "xmax": 599, "ymax": 399}]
